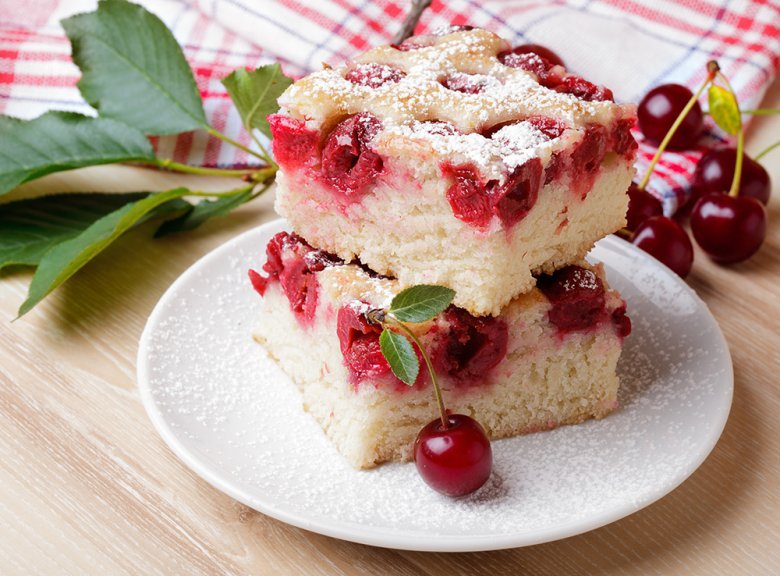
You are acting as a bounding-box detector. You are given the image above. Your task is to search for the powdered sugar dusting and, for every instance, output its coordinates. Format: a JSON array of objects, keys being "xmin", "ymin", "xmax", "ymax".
[
  {"xmin": 279, "ymin": 28, "xmax": 632, "ymax": 140},
  {"xmin": 380, "ymin": 119, "xmax": 556, "ymax": 180},
  {"xmin": 139, "ymin": 221, "xmax": 732, "ymax": 551}
]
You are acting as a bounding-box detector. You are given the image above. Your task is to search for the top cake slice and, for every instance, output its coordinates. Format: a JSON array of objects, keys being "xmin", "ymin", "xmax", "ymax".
[{"xmin": 269, "ymin": 27, "xmax": 637, "ymax": 316}]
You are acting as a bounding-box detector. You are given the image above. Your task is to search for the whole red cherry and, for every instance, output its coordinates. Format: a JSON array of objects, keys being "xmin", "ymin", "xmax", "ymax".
[
  {"xmin": 414, "ymin": 414, "xmax": 492, "ymax": 497},
  {"xmin": 637, "ymin": 83, "xmax": 703, "ymax": 150},
  {"xmin": 690, "ymin": 194, "xmax": 767, "ymax": 264},
  {"xmin": 631, "ymin": 216, "xmax": 694, "ymax": 278},
  {"xmin": 688, "ymin": 148, "xmax": 771, "ymax": 211}
]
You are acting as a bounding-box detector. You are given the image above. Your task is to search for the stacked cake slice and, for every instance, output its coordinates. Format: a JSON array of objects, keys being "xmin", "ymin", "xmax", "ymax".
[{"xmin": 250, "ymin": 27, "xmax": 636, "ymax": 468}]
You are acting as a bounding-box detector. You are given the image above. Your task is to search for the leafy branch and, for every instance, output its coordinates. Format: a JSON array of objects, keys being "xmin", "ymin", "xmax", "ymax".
[{"xmin": 0, "ymin": 0, "xmax": 294, "ymax": 317}]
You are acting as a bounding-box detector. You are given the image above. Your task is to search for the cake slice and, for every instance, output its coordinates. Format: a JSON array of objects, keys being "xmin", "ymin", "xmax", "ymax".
[
  {"xmin": 249, "ymin": 231, "xmax": 631, "ymax": 469},
  {"xmin": 269, "ymin": 27, "xmax": 637, "ymax": 316}
]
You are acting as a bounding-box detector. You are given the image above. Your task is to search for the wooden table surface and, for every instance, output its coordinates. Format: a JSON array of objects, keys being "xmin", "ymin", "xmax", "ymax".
[{"xmin": 2, "ymin": 80, "xmax": 779, "ymax": 575}]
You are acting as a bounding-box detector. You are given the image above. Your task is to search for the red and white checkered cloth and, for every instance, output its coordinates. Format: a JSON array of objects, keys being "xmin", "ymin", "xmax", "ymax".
[{"xmin": 1, "ymin": 0, "xmax": 778, "ymax": 213}]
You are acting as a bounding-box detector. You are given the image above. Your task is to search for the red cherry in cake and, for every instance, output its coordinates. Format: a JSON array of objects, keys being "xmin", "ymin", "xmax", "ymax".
[
  {"xmin": 441, "ymin": 163, "xmax": 493, "ymax": 227},
  {"xmin": 506, "ymin": 43, "xmax": 565, "ymax": 68},
  {"xmin": 441, "ymin": 73, "xmax": 488, "ymax": 94},
  {"xmin": 321, "ymin": 113, "xmax": 384, "ymax": 197},
  {"xmin": 686, "ymin": 148, "xmax": 771, "ymax": 214},
  {"xmin": 414, "ymin": 414, "xmax": 493, "ymax": 497},
  {"xmin": 537, "ymin": 265, "xmax": 606, "ymax": 333},
  {"xmin": 554, "ymin": 75, "xmax": 614, "ymax": 102},
  {"xmin": 337, "ymin": 305, "xmax": 391, "ymax": 380},
  {"xmin": 611, "ymin": 305, "xmax": 632, "ymax": 339},
  {"xmin": 267, "ymin": 114, "xmax": 319, "ymax": 170},
  {"xmin": 525, "ymin": 115, "xmax": 567, "ymax": 139},
  {"xmin": 345, "ymin": 63, "xmax": 405, "ymax": 88},
  {"xmin": 492, "ymin": 158, "xmax": 543, "ymax": 227},
  {"xmin": 637, "ymin": 84, "xmax": 703, "ymax": 150},
  {"xmin": 611, "ymin": 118, "xmax": 638, "ymax": 157},
  {"xmin": 498, "ymin": 50, "xmax": 561, "ymax": 87},
  {"xmin": 441, "ymin": 161, "xmax": 542, "ymax": 228},
  {"xmin": 690, "ymin": 194, "xmax": 767, "ymax": 264},
  {"xmin": 631, "ymin": 216, "xmax": 694, "ymax": 278},
  {"xmin": 249, "ymin": 232, "xmax": 343, "ymax": 323},
  {"xmin": 433, "ymin": 307, "xmax": 508, "ymax": 382},
  {"xmin": 570, "ymin": 124, "xmax": 608, "ymax": 191},
  {"xmin": 626, "ymin": 182, "xmax": 663, "ymax": 232}
]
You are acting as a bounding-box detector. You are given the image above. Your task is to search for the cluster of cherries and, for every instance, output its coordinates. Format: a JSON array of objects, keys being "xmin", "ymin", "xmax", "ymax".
[{"xmin": 627, "ymin": 66, "xmax": 771, "ymax": 277}]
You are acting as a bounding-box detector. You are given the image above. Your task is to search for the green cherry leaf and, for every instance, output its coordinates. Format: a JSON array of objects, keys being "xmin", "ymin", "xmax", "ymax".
[
  {"xmin": 708, "ymin": 84, "xmax": 741, "ymax": 136},
  {"xmin": 379, "ymin": 328, "xmax": 419, "ymax": 386},
  {"xmin": 389, "ymin": 284, "xmax": 456, "ymax": 323},
  {"xmin": 0, "ymin": 192, "xmax": 150, "ymax": 270},
  {"xmin": 0, "ymin": 111, "xmax": 155, "ymax": 196},
  {"xmin": 17, "ymin": 188, "xmax": 190, "ymax": 317},
  {"xmin": 62, "ymin": 0, "xmax": 207, "ymax": 135},
  {"xmin": 221, "ymin": 64, "xmax": 293, "ymax": 138},
  {"xmin": 154, "ymin": 188, "xmax": 254, "ymax": 237}
]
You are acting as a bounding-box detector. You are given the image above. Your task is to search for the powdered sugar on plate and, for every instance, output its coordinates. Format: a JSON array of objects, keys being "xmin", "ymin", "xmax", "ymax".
[{"xmin": 137, "ymin": 219, "xmax": 732, "ymax": 552}]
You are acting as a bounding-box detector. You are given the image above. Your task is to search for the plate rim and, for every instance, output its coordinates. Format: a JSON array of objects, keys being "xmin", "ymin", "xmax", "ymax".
[{"xmin": 137, "ymin": 218, "xmax": 733, "ymax": 552}]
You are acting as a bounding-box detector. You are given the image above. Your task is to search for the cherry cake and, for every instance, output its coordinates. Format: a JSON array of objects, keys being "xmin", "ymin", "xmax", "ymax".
[
  {"xmin": 269, "ymin": 27, "xmax": 637, "ymax": 316},
  {"xmin": 250, "ymin": 232, "xmax": 630, "ymax": 469}
]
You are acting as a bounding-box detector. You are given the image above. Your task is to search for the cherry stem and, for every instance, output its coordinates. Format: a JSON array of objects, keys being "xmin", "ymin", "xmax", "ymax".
[
  {"xmin": 638, "ymin": 62, "xmax": 719, "ymax": 192},
  {"xmin": 393, "ymin": 0, "xmax": 433, "ymax": 44},
  {"xmin": 715, "ymin": 70, "xmax": 744, "ymax": 198},
  {"xmin": 754, "ymin": 139, "xmax": 780, "ymax": 162},
  {"xmin": 385, "ymin": 316, "xmax": 449, "ymax": 430}
]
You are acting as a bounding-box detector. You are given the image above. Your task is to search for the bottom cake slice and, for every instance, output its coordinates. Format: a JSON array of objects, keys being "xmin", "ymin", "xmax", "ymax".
[{"xmin": 249, "ymin": 231, "xmax": 631, "ymax": 469}]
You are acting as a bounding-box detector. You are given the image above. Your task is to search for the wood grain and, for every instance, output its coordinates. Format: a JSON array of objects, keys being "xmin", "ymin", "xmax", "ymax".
[{"xmin": 2, "ymin": 82, "xmax": 779, "ymax": 575}]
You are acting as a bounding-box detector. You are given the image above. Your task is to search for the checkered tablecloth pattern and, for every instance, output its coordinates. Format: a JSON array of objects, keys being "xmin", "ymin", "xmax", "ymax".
[{"xmin": 1, "ymin": 0, "xmax": 778, "ymax": 213}]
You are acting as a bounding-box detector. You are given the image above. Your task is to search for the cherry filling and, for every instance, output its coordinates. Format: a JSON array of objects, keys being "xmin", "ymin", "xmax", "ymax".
[
  {"xmin": 441, "ymin": 163, "xmax": 493, "ymax": 227},
  {"xmin": 572, "ymin": 124, "xmax": 608, "ymax": 174},
  {"xmin": 321, "ymin": 113, "xmax": 384, "ymax": 198},
  {"xmin": 336, "ymin": 305, "xmax": 391, "ymax": 382},
  {"xmin": 554, "ymin": 75, "xmax": 614, "ymax": 102},
  {"xmin": 432, "ymin": 307, "xmax": 508, "ymax": 383},
  {"xmin": 345, "ymin": 63, "xmax": 405, "ymax": 88},
  {"xmin": 267, "ymin": 114, "xmax": 319, "ymax": 171},
  {"xmin": 498, "ymin": 50, "xmax": 561, "ymax": 87},
  {"xmin": 249, "ymin": 232, "xmax": 343, "ymax": 324},
  {"xmin": 537, "ymin": 266, "xmax": 605, "ymax": 332},
  {"xmin": 535, "ymin": 265, "xmax": 631, "ymax": 338},
  {"xmin": 568, "ymin": 124, "xmax": 608, "ymax": 198},
  {"xmin": 441, "ymin": 73, "xmax": 489, "ymax": 94},
  {"xmin": 525, "ymin": 115, "xmax": 567, "ymax": 139},
  {"xmin": 419, "ymin": 120, "xmax": 461, "ymax": 136},
  {"xmin": 611, "ymin": 304, "xmax": 632, "ymax": 339},
  {"xmin": 442, "ymin": 159, "xmax": 542, "ymax": 228},
  {"xmin": 492, "ymin": 158, "xmax": 543, "ymax": 227},
  {"xmin": 611, "ymin": 118, "xmax": 638, "ymax": 157}
]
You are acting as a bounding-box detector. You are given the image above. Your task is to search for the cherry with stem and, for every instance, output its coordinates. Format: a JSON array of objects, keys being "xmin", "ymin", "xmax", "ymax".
[
  {"xmin": 367, "ymin": 304, "xmax": 493, "ymax": 497},
  {"xmin": 625, "ymin": 64, "xmax": 721, "ymax": 275},
  {"xmin": 690, "ymin": 69, "xmax": 768, "ymax": 264}
]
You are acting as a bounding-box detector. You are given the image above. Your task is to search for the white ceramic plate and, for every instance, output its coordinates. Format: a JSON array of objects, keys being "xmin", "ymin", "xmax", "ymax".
[{"xmin": 138, "ymin": 218, "xmax": 732, "ymax": 552}]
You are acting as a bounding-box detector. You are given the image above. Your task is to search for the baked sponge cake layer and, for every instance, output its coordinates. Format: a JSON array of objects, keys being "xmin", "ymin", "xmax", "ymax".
[
  {"xmin": 250, "ymin": 232, "xmax": 631, "ymax": 469},
  {"xmin": 269, "ymin": 27, "xmax": 637, "ymax": 316}
]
